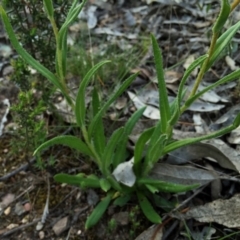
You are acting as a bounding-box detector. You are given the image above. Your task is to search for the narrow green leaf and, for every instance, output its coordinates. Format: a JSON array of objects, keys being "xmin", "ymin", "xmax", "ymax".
[
  {"xmin": 87, "ymin": 174, "xmax": 99, "ymax": 181},
  {"xmin": 212, "ymin": 0, "xmax": 230, "ymax": 33},
  {"xmin": 58, "ymin": 0, "xmax": 87, "ymax": 77},
  {"xmin": 168, "ymin": 97, "xmax": 180, "ymax": 127},
  {"xmin": 92, "ymin": 88, "xmax": 106, "ymax": 157},
  {"xmin": 107, "ymin": 175, "xmax": 122, "ymax": 191},
  {"xmin": 66, "ymin": 0, "xmax": 79, "ymax": 15},
  {"xmin": 113, "ymin": 194, "xmax": 131, "ymax": 207},
  {"xmin": 85, "ymin": 192, "xmax": 113, "ymax": 229},
  {"xmin": 43, "ymin": 0, "xmax": 54, "ymax": 18},
  {"xmin": 207, "ymin": 21, "xmax": 240, "ymax": 70},
  {"xmin": 233, "ymin": 113, "xmax": 240, "ymax": 127},
  {"xmin": 75, "ymin": 60, "xmax": 110, "ymax": 127},
  {"xmin": 54, "ymin": 173, "xmax": 85, "ymax": 185},
  {"xmin": 75, "ymin": 174, "xmax": 100, "ymax": 188},
  {"xmin": 177, "ymin": 55, "xmax": 207, "ymax": 108},
  {"xmin": 151, "ymin": 34, "xmax": 170, "ymax": 133},
  {"xmin": 59, "ymin": 0, "xmax": 87, "ymax": 48},
  {"xmin": 164, "ymin": 113, "xmax": 240, "ymax": 154},
  {"xmin": 88, "ymin": 73, "xmax": 138, "ymax": 137},
  {"xmin": 113, "ymin": 107, "xmax": 146, "ymax": 168},
  {"xmin": 171, "ymin": 53, "xmax": 206, "ymax": 119},
  {"xmin": 143, "ymin": 134, "xmax": 167, "ymax": 176},
  {"xmin": 146, "ymin": 121, "xmax": 162, "ymax": 159},
  {"xmin": 152, "ymin": 194, "xmax": 175, "ymax": 212},
  {"xmin": 81, "ymin": 178, "xmax": 101, "ymax": 188},
  {"xmin": 124, "ymin": 107, "xmax": 146, "ymax": 135},
  {"xmin": 145, "ymin": 184, "xmax": 159, "ymax": 194},
  {"xmin": 92, "ymin": 88, "xmax": 100, "ymax": 116},
  {"xmin": 60, "ymin": 29, "xmax": 67, "ymax": 77},
  {"xmin": 103, "ymin": 127, "xmax": 124, "ymax": 169},
  {"xmin": 137, "ymin": 191, "xmax": 161, "ymax": 224},
  {"xmin": 134, "ymin": 127, "xmax": 155, "ymax": 176},
  {"xmin": 139, "ymin": 178, "xmax": 200, "ymax": 193},
  {"xmin": 100, "ymin": 178, "xmax": 111, "ymax": 192},
  {"xmin": 184, "ymin": 68, "xmax": 240, "ymax": 109},
  {"xmin": 146, "ymin": 134, "xmax": 167, "ymax": 166},
  {"xmin": 33, "ymin": 135, "xmax": 94, "ymax": 158},
  {"xmin": 0, "ymin": 6, "xmax": 63, "ymax": 92}
]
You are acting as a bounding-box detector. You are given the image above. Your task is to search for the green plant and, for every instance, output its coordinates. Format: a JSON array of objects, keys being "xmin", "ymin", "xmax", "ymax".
[
  {"xmin": 10, "ymin": 89, "xmax": 47, "ymax": 165},
  {"xmin": 3, "ymin": 0, "xmax": 71, "ymax": 166},
  {"xmin": 129, "ymin": 206, "xmax": 141, "ymax": 239},
  {"xmin": 107, "ymin": 218, "xmax": 117, "ymax": 234},
  {"xmin": 2, "ymin": 0, "xmax": 240, "ymax": 230},
  {"xmin": 67, "ymin": 36, "xmax": 149, "ymax": 89}
]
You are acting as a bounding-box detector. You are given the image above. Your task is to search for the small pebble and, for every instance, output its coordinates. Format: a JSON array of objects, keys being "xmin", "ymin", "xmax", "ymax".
[{"xmin": 39, "ymin": 231, "xmax": 45, "ymax": 239}]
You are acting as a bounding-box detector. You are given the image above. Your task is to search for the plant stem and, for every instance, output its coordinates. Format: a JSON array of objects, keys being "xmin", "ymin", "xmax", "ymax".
[
  {"xmin": 81, "ymin": 125, "xmax": 103, "ymax": 169},
  {"xmin": 49, "ymin": 15, "xmax": 73, "ymax": 108},
  {"xmin": 180, "ymin": 32, "xmax": 218, "ymax": 113},
  {"xmin": 231, "ymin": 0, "xmax": 240, "ymax": 12}
]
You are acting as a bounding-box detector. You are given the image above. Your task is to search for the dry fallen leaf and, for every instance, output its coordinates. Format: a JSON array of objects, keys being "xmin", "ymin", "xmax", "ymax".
[
  {"xmin": 127, "ymin": 91, "xmax": 160, "ymax": 119},
  {"xmin": 135, "ymin": 224, "xmax": 163, "ymax": 240},
  {"xmin": 225, "ymin": 55, "xmax": 239, "ymax": 71},
  {"xmin": 150, "ymin": 163, "xmax": 217, "ymax": 186},
  {"xmin": 167, "ymin": 141, "xmax": 238, "ymax": 172},
  {"xmin": 204, "ymin": 139, "xmax": 240, "ymax": 173},
  {"xmin": 183, "ymin": 55, "xmax": 198, "ymax": 76},
  {"xmin": 228, "ymin": 126, "xmax": 240, "ymax": 144},
  {"xmin": 188, "ymin": 101, "xmax": 225, "ymax": 112},
  {"xmin": 115, "ymin": 97, "xmax": 127, "ymax": 110},
  {"xmin": 164, "ymin": 70, "xmax": 182, "ymax": 83},
  {"xmin": 209, "ymin": 103, "xmax": 240, "ymax": 131},
  {"xmin": 193, "ymin": 113, "xmax": 207, "ymax": 133},
  {"xmin": 184, "ymin": 193, "xmax": 240, "ymax": 228}
]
